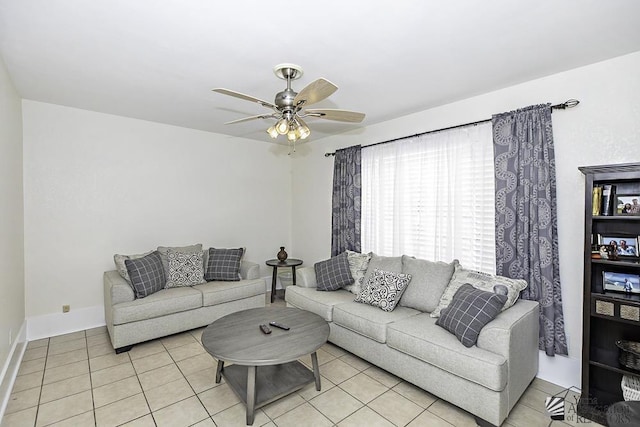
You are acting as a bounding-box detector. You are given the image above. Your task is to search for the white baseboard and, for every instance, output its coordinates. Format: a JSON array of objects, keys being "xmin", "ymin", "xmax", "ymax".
[
  {"xmin": 0, "ymin": 321, "xmax": 27, "ymax": 422},
  {"xmin": 537, "ymin": 352, "xmax": 581, "ymax": 391},
  {"xmin": 27, "ymin": 305, "xmax": 105, "ymax": 341}
]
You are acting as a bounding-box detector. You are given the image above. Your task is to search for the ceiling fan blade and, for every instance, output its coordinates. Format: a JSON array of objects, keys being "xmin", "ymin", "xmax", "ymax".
[
  {"xmin": 304, "ymin": 109, "xmax": 365, "ymax": 123},
  {"xmin": 293, "ymin": 78, "xmax": 338, "ymax": 107},
  {"xmin": 224, "ymin": 114, "xmax": 277, "ymax": 125},
  {"xmin": 212, "ymin": 88, "xmax": 277, "ymax": 109}
]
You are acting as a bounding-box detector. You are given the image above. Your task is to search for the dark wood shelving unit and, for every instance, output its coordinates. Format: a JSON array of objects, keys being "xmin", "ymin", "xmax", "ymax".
[{"xmin": 579, "ymin": 163, "xmax": 640, "ymax": 424}]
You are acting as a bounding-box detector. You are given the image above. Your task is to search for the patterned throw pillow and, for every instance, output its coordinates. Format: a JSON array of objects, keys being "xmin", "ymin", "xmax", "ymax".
[
  {"xmin": 436, "ymin": 284, "xmax": 508, "ymax": 347},
  {"xmin": 125, "ymin": 251, "xmax": 166, "ymax": 298},
  {"xmin": 157, "ymin": 244, "xmax": 203, "ymax": 285},
  {"xmin": 314, "ymin": 252, "xmax": 354, "ymax": 291},
  {"xmin": 431, "ymin": 260, "xmax": 527, "ymax": 318},
  {"xmin": 354, "ymin": 268, "xmax": 412, "ymax": 312},
  {"xmin": 166, "ymin": 249, "xmax": 205, "ymax": 288},
  {"xmin": 205, "ymin": 248, "xmax": 244, "ymax": 281},
  {"xmin": 343, "ymin": 251, "xmax": 372, "ymax": 295},
  {"xmin": 114, "ymin": 251, "xmax": 153, "ymax": 283}
]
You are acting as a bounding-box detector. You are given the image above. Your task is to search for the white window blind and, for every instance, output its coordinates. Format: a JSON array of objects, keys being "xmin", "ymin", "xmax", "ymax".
[{"xmin": 361, "ymin": 121, "xmax": 496, "ymax": 273}]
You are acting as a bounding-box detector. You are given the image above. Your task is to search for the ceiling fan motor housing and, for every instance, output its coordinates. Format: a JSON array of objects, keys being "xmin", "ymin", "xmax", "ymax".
[{"xmin": 275, "ymin": 89, "xmax": 298, "ymax": 110}]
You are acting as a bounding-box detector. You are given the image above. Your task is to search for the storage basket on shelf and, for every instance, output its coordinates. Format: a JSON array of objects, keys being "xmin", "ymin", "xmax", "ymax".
[
  {"xmin": 622, "ymin": 375, "xmax": 640, "ymax": 401},
  {"xmin": 616, "ymin": 340, "xmax": 640, "ymax": 371}
]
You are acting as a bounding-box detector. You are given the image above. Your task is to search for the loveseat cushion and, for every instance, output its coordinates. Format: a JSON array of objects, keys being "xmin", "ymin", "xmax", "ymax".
[
  {"xmin": 361, "ymin": 254, "xmax": 402, "ymax": 288},
  {"xmin": 386, "ymin": 313, "xmax": 508, "ymax": 391},
  {"xmin": 112, "ymin": 286, "xmax": 202, "ymax": 325},
  {"xmin": 333, "ymin": 301, "xmax": 420, "ymax": 343},
  {"xmin": 399, "ymin": 255, "xmax": 455, "ymax": 312},
  {"xmin": 193, "ymin": 279, "xmax": 265, "ymax": 306},
  {"xmin": 285, "ymin": 286, "xmax": 354, "ymax": 321}
]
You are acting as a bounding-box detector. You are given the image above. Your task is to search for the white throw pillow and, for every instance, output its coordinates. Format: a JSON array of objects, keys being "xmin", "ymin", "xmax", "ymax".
[{"xmin": 343, "ymin": 250, "xmax": 372, "ymax": 295}]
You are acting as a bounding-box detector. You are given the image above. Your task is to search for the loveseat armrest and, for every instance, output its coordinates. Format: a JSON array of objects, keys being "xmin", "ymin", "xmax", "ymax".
[
  {"xmin": 296, "ymin": 266, "xmax": 318, "ymax": 288},
  {"xmin": 240, "ymin": 260, "xmax": 260, "ymax": 280},
  {"xmin": 104, "ymin": 270, "xmax": 135, "ymax": 306}
]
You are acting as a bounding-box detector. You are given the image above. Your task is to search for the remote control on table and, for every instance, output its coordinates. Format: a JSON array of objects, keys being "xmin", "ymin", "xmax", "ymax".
[
  {"xmin": 259, "ymin": 324, "xmax": 272, "ymax": 334},
  {"xmin": 269, "ymin": 321, "xmax": 290, "ymax": 331}
]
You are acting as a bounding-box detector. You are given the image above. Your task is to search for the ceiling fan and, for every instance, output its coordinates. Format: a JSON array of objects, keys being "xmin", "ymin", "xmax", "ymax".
[{"xmin": 212, "ymin": 63, "xmax": 365, "ymax": 151}]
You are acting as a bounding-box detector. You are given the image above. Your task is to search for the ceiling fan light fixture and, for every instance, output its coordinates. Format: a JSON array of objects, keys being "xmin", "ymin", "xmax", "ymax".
[
  {"xmin": 266, "ymin": 125, "xmax": 278, "ymax": 139},
  {"xmin": 275, "ymin": 118, "xmax": 289, "ymax": 135},
  {"xmin": 295, "ymin": 117, "xmax": 311, "ymax": 140}
]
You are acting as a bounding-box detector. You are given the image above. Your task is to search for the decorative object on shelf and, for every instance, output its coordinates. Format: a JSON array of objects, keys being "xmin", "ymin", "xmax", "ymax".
[
  {"xmin": 603, "ymin": 271, "xmax": 640, "ymax": 294},
  {"xmin": 617, "ymin": 341, "xmax": 640, "ymax": 372},
  {"xmin": 598, "ymin": 234, "xmax": 640, "ymax": 258},
  {"xmin": 595, "ymin": 300, "xmax": 614, "ymax": 316},
  {"xmin": 615, "ymin": 194, "xmax": 640, "ymax": 216},
  {"xmin": 621, "ymin": 305, "xmax": 640, "ymax": 322},
  {"xmin": 592, "ymin": 186, "xmax": 603, "ymax": 216},
  {"xmin": 601, "ymin": 184, "xmax": 617, "ymax": 216},
  {"xmin": 277, "ymin": 246, "xmax": 288, "ymax": 262}
]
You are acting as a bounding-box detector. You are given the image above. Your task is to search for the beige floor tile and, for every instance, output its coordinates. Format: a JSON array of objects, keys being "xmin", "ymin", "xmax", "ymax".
[
  {"xmin": 144, "ymin": 377, "xmax": 194, "ymax": 411},
  {"xmin": 190, "ymin": 327, "xmax": 206, "ymax": 343},
  {"xmin": 120, "ymin": 414, "xmax": 156, "ymax": 427},
  {"xmin": 22, "ymin": 346, "xmax": 48, "ymax": 362},
  {"xmin": 94, "ymin": 393, "xmax": 149, "ymax": 427},
  {"xmin": 339, "ymin": 372, "xmax": 388, "ymax": 404},
  {"xmin": 176, "ymin": 352, "xmax": 216, "ymax": 376},
  {"xmin": 392, "ymin": 381, "xmax": 437, "ymax": 408},
  {"xmin": 428, "ymin": 400, "xmax": 478, "ymax": 427},
  {"xmin": 338, "ymin": 406, "xmax": 397, "ymax": 427},
  {"xmin": 90, "ymin": 352, "xmax": 131, "ymax": 372},
  {"xmin": 35, "ymin": 390, "xmax": 93, "ymax": 427},
  {"xmin": 368, "ymin": 390, "xmax": 424, "ymax": 427},
  {"xmin": 46, "ymin": 347, "xmax": 88, "ymax": 369},
  {"xmin": 340, "ymin": 353, "xmax": 373, "ymax": 371},
  {"xmin": 138, "ymin": 363, "xmax": 184, "ymax": 391},
  {"xmin": 363, "ymin": 366, "xmax": 402, "ymax": 388},
  {"xmin": 40, "ymin": 373, "xmax": 91, "ymax": 404},
  {"xmin": 530, "ymin": 377, "xmax": 567, "ymax": 396},
  {"xmin": 86, "ymin": 333, "xmax": 110, "ymax": 348},
  {"xmin": 199, "ymin": 383, "xmax": 241, "ymax": 415},
  {"xmin": 93, "ymin": 376, "xmax": 142, "ymax": 408},
  {"xmin": 26, "ymin": 338, "xmax": 49, "ymax": 350},
  {"xmin": 191, "ymin": 418, "xmax": 216, "ymax": 427},
  {"xmin": 85, "ymin": 326, "xmax": 108, "ymax": 337},
  {"xmin": 517, "ymin": 385, "xmax": 549, "ymax": 414},
  {"xmin": 152, "ymin": 396, "xmax": 210, "ymax": 427},
  {"xmin": 319, "ymin": 358, "xmax": 360, "ymax": 385},
  {"xmin": 0, "ymin": 406, "xmax": 37, "ymax": 427},
  {"xmin": 11, "ymin": 370, "xmax": 43, "ymax": 393},
  {"xmin": 299, "ymin": 348, "xmax": 336, "ymax": 367},
  {"xmin": 128, "ymin": 340, "xmax": 166, "ymax": 360},
  {"xmin": 262, "ymin": 392, "xmax": 306, "ymax": 419},
  {"xmin": 5, "ymin": 387, "xmax": 41, "ymax": 414},
  {"xmin": 131, "ymin": 350, "xmax": 173, "ymax": 374},
  {"xmin": 212, "ymin": 402, "xmax": 270, "ymax": 427},
  {"xmin": 298, "ymin": 375, "xmax": 335, "ymax": 401},
  {"xmin": 48, "ymin": 337, "xmax": 87, "ymax": 356},
  {"xmin": 88, "ymin": 342, "xmax": 115, "ymax": 359},
  {"xmin": 322, "ymin": 342, "xmax": 348, "ymax": 357},
  {"xmin": 161, "ymin": 331, "xmax": 198, "ymax": 349},
  {"xmin": 407, "ymin": 409, "xmax": 454, "ymax": 427},
  {"xmin": 260, "ymin": 423, "xmax": 275, "ymax": 427},
  {"xmin": 48, "ymin": 410, "xmax": 95, "ymax": 426},
  {"xmin": 309, "ymin": 386, "xmax": 364, "ymax": 423},
  {"xmin": 49, "ymin": 331, "xmax": 86, "ymax": 344},
  {"xmin": 273, "ymin": 402, "xmax": 333, "ymax": 427},
  {"xmin": 91, "ymin": 362, "xmax": 136, "ymax": 388},
  {"xmin": 505, "ymin": 403, "xmax": 556, "ymax": 427},
  {"xmin": 184, "ymin": 366, "xmax": 224, "ymax": 394},
  {"xmin": 17, "ymin": 357, "xmax": 45, "ymax": 376},
  {"xmin": 43, "ymin": 360, "xmax": 89, "ymax": 385},
  {"xmin": 166, "ymin": 341, "xmax": 206, "ymax": 362}
]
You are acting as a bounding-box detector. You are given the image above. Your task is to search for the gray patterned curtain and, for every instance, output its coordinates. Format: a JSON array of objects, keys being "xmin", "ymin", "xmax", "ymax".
[
  {"xmin": 331, "ymin": 145, "xmax": 362, "ymax": 256},
  {"xmin": 492, "ymin": 104, "xmax": 567, "ymax": 356}
]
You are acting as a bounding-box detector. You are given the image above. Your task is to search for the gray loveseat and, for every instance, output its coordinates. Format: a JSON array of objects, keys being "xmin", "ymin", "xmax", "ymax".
[
  {"xmin": 285, "ymin": 254, "xmax": 539, "ymax": 427},
  {"xmin": 104, "ymin": 260, "xmax": 265, "ymax": 352}
]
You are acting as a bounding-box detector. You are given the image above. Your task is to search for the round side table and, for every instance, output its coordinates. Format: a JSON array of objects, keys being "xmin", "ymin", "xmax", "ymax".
[{"xmin": 266, "ymin": 259, "xmax": 303, "ymax": 303}]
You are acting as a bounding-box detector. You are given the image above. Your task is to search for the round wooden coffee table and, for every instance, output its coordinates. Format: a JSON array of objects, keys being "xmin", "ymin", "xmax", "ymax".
[{"xmin": 202, "ymin": 307, "xmax": 329, "ymax": 425}]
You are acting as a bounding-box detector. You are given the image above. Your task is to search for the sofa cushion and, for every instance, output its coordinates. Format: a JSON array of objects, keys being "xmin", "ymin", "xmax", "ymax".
[
  {"xmin": 114, "ymin": 251, "xmax": 153, "ymax": 283},
  {"xmin": 333, "ymin": 301, "xmax": 420, "ymax": 343},
  {"xmin": 354, "ymin": 269, "xmax": 412, "ymax": 312},
  {"xmin": 157, "ymin": 244, "xmax": 203, "ymax": 284},
  {"xmin": 166, "ymin": 248, "xmax": 205, "ymax": 288},
  {"xmin": 285, "ymin": 286, "xmax": 354, "ymax": 321},
  {"xmin": 112, "ymin": 286, "xmax": 203, "ymax": 324},
  {"xmin": 205, "ymin": 248, "xmax": 244, "ymax": 281},
  {"xmin": 344, "ymin": 251, "xmax": 372, "ymax": 295},
  {"xmin": 436, "ymin": 284, "xmax": 508, "ymax": 347},
  {"xmin": 386, "ymin": 313, "xmax": 508, "ymax": 391},
  {"xmin": 399, "ymin": 255, "xmax": 455, "ymax": 313},
  {"xmin": 193, "ymin": 279, "xmax": 265, "ymax": 306},
  {"xmin": 125, "ymin": 251, "xmax": 166, "ymax": 299},
  {"xmin": 361, "ymin": 254, "xmax": 402, "ymax": 288},
  {"xmin": 431, "ymin": 260, "xmax": 528, "ymax": 317},
  {"xmin": 314, "ymin": 252, "xmax": 354, "ymax": 291}
]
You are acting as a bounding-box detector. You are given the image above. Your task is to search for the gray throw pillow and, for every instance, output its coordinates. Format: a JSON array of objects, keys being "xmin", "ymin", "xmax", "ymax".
[
  {"xmin": 361, "ymin": 254, "xmax": 403, "ymax": 289},
  {"xmin": 166, "ymin": 249, "xmax": 205, "ymax": 287},
  {"xmin": 125, "ymin": 251, "xmax": 166, "ymax": 299},
  {"xmin": 114, "ymin": 251, "xmax": 153, "ymax": 283},
  {"xmin": 315, "ymin": 252, "xmax": 354, "ymax": 291},
  {"xmin": 157, "ymin": 244, "xmax": 203, "ymax": 284},
  {"xmin": 354, "ymin": 268, "xmax": 412, "ymax": 312},
  {"xmin": 343, "ymin": 251, "xmax": 372, "ymax": 295},
  {"xmin": 205, "ymin": 248, "xmax": 244, "ymax": 281},
  {"xmin": 399, "ymin": 256, "xmax": 456, "ymax": 312},
  {"xmin": 436, "ymin": 283, "xmax": 508, "ymax": 347}
]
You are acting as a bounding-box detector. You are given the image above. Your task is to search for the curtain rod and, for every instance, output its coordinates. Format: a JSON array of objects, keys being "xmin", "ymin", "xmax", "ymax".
[{"xmin": 324, "ymin": 99, "xmax": 580, "ymax": 157}]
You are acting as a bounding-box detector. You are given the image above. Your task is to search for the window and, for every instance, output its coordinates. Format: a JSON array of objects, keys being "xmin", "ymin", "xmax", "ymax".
[{"xmin": 361, "ymin": 122, "xmax": 495, "ymax": 273}]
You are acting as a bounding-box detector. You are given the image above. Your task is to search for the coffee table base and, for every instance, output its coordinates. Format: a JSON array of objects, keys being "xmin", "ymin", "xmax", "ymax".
[{"xmin": 219, "ymin": 360, "xmax": 320, "ymax": 425}]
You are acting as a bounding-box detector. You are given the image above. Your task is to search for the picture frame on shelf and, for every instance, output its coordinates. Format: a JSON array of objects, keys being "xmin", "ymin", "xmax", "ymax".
[
  {"xmin": 603, "ymin": 271, "xmax": 640, "ymax": 294},
  {"xmin": 615, "ymin": 194, "xmax": 640, "ymax": 216},
  {"xmin": 597, "ymin": 234, "xmax": 640, "ymax": 258}
]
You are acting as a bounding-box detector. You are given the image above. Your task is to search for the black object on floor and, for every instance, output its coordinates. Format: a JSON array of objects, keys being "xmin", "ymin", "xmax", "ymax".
[{"xmin": 606, "ymin": 401, "xmax": 640, "ymax": 427}]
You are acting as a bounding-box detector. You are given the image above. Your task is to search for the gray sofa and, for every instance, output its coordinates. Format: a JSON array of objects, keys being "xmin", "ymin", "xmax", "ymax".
[
  {"xmin": 285, "ymin": 259, "xmax": 539, "ymax": 427},
  {"xmin": 104, "ymin": 260, "xmax": 265, "ymax": 352}
]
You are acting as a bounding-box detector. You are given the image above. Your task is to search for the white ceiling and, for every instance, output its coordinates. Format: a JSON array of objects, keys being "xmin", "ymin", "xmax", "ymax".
[{"xmin": 1, "ymin": 1, "xmax": 640, "ymax": 144}]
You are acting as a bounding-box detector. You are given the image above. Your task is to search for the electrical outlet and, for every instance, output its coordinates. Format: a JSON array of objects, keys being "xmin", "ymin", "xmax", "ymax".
[{"xmin": 62, "ymin": 305, "xmax": 70, "ymax": 313}]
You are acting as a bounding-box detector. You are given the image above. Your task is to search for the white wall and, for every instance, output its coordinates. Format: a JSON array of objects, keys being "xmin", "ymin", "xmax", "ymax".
[
  {"xmin": 22, "ymin": 101, "xmax": 292, "ymax": 335},
  {"xmin": 291, "ymin": 51, "xmax": 640, "ymax": 388},
  {"xmin": 0, "ymin": 55, "xmax": 25, "ymax": 412}
]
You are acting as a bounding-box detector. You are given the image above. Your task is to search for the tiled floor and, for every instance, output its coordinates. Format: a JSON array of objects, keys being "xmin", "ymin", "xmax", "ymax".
[{"xmin": 2, "ymin": 298, "xmax": 604, "ymax": 427}]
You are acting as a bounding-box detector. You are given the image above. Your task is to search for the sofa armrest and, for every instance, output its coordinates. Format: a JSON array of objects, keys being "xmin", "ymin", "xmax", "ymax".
[
  {"xmin": 104, "ymin": 270, "xmax": 135, "ymax": 306},
  {"xmin": 240, "ymin": 260, "xmax": 260, "ymax": 280},
  {"xmin": 296, "ymin": 266, "xmax": 318, "ymax": 288}
]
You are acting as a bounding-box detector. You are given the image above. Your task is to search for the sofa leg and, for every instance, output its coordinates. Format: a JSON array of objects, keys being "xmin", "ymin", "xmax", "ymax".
[
  {"xmin": 115, "ymin": 345, "xmax": 133, "ymax": 354},
  {"xmin": 474, "ymin": 416, "xmax": 497, "ymax": 427}
]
